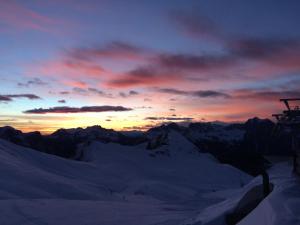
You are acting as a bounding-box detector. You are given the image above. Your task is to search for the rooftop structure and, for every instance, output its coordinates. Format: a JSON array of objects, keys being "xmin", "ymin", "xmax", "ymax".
[
  {"xmin": 272, "ymin": 98, "xmax": 300, "ymax": 126},
  {"xmin": 273, "ymin": 98, "xmax": 300, "ymax": 174}
]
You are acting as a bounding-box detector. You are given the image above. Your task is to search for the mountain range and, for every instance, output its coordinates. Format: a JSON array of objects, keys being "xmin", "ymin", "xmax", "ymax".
[{"xmin": 0, "ymin": 117, "xmax": 293, "ymax": 175}]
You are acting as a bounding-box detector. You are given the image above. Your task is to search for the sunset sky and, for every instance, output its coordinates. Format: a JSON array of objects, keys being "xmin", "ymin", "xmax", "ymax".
[{"xmin": 1, "ymin": 0, "xmax": 300, "ymax": 133}]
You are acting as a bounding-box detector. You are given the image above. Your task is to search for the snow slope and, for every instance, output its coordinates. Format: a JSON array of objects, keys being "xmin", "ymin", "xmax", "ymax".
[
  {"xmin": 0, "ymin": 131, "xmax": 251, "ymax": 225},
  {"xmin": 179, "ymin": 161, "xmax": 300, "ymax": 225},
  {"xmin": 238, "ymin": 163, "xmax": 300, "ymax": 225}
]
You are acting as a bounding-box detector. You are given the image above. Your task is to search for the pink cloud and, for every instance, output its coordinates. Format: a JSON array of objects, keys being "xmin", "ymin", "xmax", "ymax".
[
  {"xmin": 27, "ymin": 37, "xmax": 300, "ymax": 92},
  {"xmin": 189, "ymin": 101, "xmax": 274, "ymax": 122},
  {"xmin": 105, "ymin": 67, "xmax": 182, "ymax": 88},
  {"xmin": 0, "ymin": 0, "xmax": 69, "ymax": 33},
  {"xmin": 35, "ymin": 59, "xmax": 105, "ymax": 79},
  {"xmin": 63, "ymin": 80, "xmax": 88, "ymax": 89}
]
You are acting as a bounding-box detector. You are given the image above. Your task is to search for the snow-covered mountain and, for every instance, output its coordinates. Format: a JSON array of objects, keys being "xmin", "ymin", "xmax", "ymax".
[
  {"xmin": 1, "ymin": 117, "xmax": 294, "ymax": 176},
  {"xmin": 0, "ymin": 118, "xmax": 292, "ymax": 158},
  {"xmin": 0, "ymin": 131, "xmax": 251, "ymax": 225},
  {"xmin": 0, "ymin": 125, "xmax": 147, "ymax": 159}
]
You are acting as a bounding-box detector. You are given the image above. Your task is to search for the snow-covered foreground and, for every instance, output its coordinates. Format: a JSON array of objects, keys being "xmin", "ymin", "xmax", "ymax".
[
  {"xmin": 180, "ymin": 161, "xmax": 300, "ymax": 225},
  {"xmin": 1, "ymin": 130, "xmax": 299, "ymax": 225},
  {"xmin": 0, "ymin": 131, "xmax": 253, "ymax": 225},
  {"xmin": 237, "ymin": 163, "xmax": 300, "ymax": 225},
  {"xmin": 3, "ymin": 130, "xmax": 299, "ymax": 225},
  {"xmin": 1, "ymin": 130, "xmax": 300, "ymax": 225}
]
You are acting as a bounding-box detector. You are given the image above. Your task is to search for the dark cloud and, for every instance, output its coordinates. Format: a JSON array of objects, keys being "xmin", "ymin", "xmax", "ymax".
[
  {"xmin": 72, "ymin": 87, "xmax": 87, "ymax": 94},
  {"xmin": 71, "ymin": 87, "xmax": 113, "ymax": 98},
  {"xmin": 128, "ymin": 67, "xmax": 156, "ymax": 78},
  {"xmin": 88, "ymin": 88, "xmax": 104, "ymax": 95},
  {"xmin": 234, "ymin": 89, "xmax": 300, "ymax": 101},
  {"xmin": 67, "ymin": 41, "xmax": 145, "ymax": 61},
  {"xmin": 59, "ymin": 91, "xmax": 70, "ymax": 95},
  {"xmin": 169, "ymin": 10, "xmax": 300, "ymax": 76},
  {"xmin": 119, "ymin": 92, "xmax": 127, "ymax": 98},
  {"xmin": 108, "ymin": 78, "xmax": 143, "ymax": 87},
  {"xmin": 87, "ymin": 88, "xmax": 113, "ymax": 98},
  {"xmin": 0, "ymin": 96, "xmax": 12, "ymax": 102},
  {"xmin": 157, "ymin": 53, "xmax": 231, "ymax": 71},
  {"xmin": 157, "ymin": 88, "xmax": 187, "ymax": 95},
  {"xmin": 106, "ymin": 37, "xmax": 300, "ymax": 88},
  {"xmin": 106, "ymin": 52, "xmax": 238, "ymax": 87},
  {"xmin": 58, "ymin": 99, "xmax": 66, "ymax": 103},
  {"xmin": 119, "ymin": 90, "xmax": 139, "ymax": 98},
  {"xmin": 229, "ymin": 38, "xmax": 300, "ymax": 60},
  {"xmin": 106, "ymin": 66, "xmax": 174, "ymax": 87},
  {"xmin": 145, "ymin": 116, "xmax": 193, "ymax": 121},
  {"xmin": 172, "ymin": 9, "xmax": 300, "ymax": 61},
  {"xmin": 24, "ymin": 106, "xmax": 133, "ymax": 114},
  {"xmin": 193, "ymin": 90, "xmax": 230, "ymax": 98},
  {"xmin": 129, "ymin": 90, "xmax": 139, "ymax": 95},
  {"xmin": 18, "ymin": 78, "xmax": 48, "ymax": 87},
  {"xmin": 6, "ymin": 94, "xmax": 41, "ymax": 99},
  {"xmin": 157, "ymin": 88, "xmax": 230, "ymax": 98},
  {"xmin": 0, "ymin": 94, "xmax": 41, "ymax": 102}
]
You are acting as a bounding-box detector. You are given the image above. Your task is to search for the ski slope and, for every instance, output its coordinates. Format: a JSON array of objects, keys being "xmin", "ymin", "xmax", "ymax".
[{"xmin": 0, "ymin": 131, "xmax": 251, "ymax": 225}]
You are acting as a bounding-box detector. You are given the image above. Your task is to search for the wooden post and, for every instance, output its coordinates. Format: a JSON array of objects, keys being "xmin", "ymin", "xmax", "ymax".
[
  {"xmin": 292, "ymin": 135, "xmax": 300, "ymax": 175},
  {"xmin": 261, "ymin": 171, "xmax": 270, "ymax": 197}
]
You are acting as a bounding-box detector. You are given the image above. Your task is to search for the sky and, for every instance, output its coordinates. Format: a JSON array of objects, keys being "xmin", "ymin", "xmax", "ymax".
[{"xmin": 0, "ymin": 0, "xmax": 300, "ymax": 133}]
